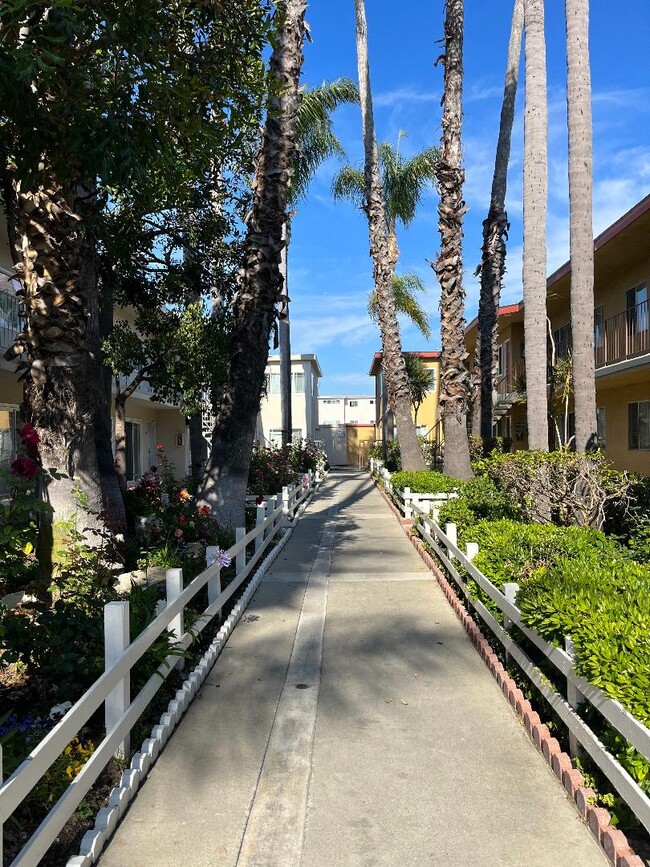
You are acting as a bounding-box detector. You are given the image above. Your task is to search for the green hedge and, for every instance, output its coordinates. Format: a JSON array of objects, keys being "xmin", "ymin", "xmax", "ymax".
[
  {"xmin": 438, "ymin": 476, "xmax": 520, "ymax": 528},
  {"xmin": 390, "ymin": 470, "xmax": 458, "ymax": 494}
]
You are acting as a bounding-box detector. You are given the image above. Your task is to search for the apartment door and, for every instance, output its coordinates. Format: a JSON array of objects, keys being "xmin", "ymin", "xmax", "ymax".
[{"xmin": 319, "ymin": 425, "xmax": 348, "ymax": 466}]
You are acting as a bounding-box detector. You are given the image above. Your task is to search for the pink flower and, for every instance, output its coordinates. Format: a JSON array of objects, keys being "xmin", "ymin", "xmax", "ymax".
[
  {"xmin": 18, "ymin": 423, "xmax": 39, "ymax": 454},
  {"xmin": 174, "ymin": 528, "xmax": 183, "ymax": 538},
  {"xmin": 11, "ymin": 455, "xmax": 38, "ymax": 479},
  {"xmin": 178, "ymin": 515, "xmax": 187, "ymax": 525}
]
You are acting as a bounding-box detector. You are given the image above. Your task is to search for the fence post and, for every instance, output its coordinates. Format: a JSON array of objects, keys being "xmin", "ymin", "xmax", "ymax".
[
  {"xmin": 104, "ymin": 600, "xmax": 130, "ymax": 759},
  {"xmin": 308, "ymin": 469, "xmax": 314, "ymax": 489},
  {"xmin": 431, "ymin": 504, "xmax": 440, "ymax": 525},
  {"xmin": 565, "ymin": 636, "xmax": 584, "ymax": 758},
  {"xmin": 502, "ymin": 582, "xmax": 519, "ymax": 669},
  {"xmin": 205, "ymin": 546, "xmax": 222, "ymax": 615},
  {"xmin": 281, "ymin": 485, "xmax": 291, "ymax": 526},
  {"xmin": 402, "ymin": 487, "xmax": 412, "ymax": 521},
  {"xmin": 275, "ymin": 492, "xmax": 283, "ymax": 534},
  {"xmin": 166, "ymin": 568, "xmax": 184, "ymax": 671},
  {"xmin": 255, "ymin": 501, "xmax": 266, "ymax": 552},
  {"xmin": 445, "ymin": 522, "xmax": 457, "ymax": 562},
  {"xmin": 264, "ymin": 496, "xmax": 275, "ymax": 539},
  {"xmin": 236, "ymin": 527, "xmax": 246, "ymax": 574}
]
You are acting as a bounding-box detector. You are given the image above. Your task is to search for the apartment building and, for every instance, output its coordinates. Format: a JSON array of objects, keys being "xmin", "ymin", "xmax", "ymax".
[
  {"xmin": 256, "ymin": 354, "xmax": 322, "ymax": 447},
  {"xmin": 368, "ymin": 350, "xmax": 442, "ymax": 441},
  {"xmin": 318, "ymin": 395, "xmax": 375, "ymax": 426},
  {"xmin": 466, "ymin": 193, "xmax": 650, "ymax": 474}
]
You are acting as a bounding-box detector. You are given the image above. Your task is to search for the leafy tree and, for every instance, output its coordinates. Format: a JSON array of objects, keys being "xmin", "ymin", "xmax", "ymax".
[
  {"xmin": 434, "ymin": 0, "xmax": 472, "ymax": 480},
  {"xmin": 403, "ymin": 354, "xmax": 436, "ymax": 427},
  {"xmin": 351, "ymin": 0, "xmax": 425, "ymax": 471}
]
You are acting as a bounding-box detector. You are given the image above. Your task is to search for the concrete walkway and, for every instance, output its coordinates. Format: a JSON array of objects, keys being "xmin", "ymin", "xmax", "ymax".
[{"xmin": 99, "ymin": 470, "xmax": 606, "ymax": 867}]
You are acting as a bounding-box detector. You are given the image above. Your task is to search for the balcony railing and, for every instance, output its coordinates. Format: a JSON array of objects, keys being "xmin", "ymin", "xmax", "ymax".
[
  {"xmin": 0, "ymin": 287, "xmax": 20, "ymax": 350},
  {"xmin": 595, "ymin": 299, "xmax": 649, "ymax": 368},
  {"xmin": 496, "ymin": 360, "xmax": 525, "ymax": 399}
]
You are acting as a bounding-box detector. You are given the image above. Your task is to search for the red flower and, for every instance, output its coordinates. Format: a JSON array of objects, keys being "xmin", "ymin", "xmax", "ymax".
[
  {"xmin": 18, "ymin": 423, "xmax": 39, "ymax": 455},
  {"xmin": 11, "ymin": 455, "xmax": 38, "ymax": 480},
  {"xmin": 178, "ymin": 514, "xmax": 187, "ymax": 525}
]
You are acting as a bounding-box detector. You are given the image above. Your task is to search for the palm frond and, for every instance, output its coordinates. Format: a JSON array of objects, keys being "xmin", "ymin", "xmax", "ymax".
[
  {"xmin": 368, "ymin": 273, "xmax": 431, "ymax": 340},
  {"xmin": 331, "ymin": 164, "xmax": 365, "ymax": 208}
]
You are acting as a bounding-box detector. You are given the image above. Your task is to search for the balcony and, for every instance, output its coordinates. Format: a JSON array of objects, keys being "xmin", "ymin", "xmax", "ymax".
[{"xmin": 595, "ymin": 299, "xmax": 649, "ymax": 368}]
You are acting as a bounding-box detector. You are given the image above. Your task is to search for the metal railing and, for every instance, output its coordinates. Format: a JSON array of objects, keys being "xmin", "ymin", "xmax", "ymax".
[
  {"xmin": 595, "ymin": 299, "xmax": 649, "ymax": 368},
  {"xmin": 0, "ymin": 287, "xmax": 20, "ymax": 350},
  {"xmin": 0, "ymin": 471, "xmax": 322, "ymax": 867}
]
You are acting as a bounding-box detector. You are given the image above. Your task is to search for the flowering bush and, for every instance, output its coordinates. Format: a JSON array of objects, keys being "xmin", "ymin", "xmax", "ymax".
[{"xmin": 0, "ymin": 423, "xmax": 53, "ymax": 598}]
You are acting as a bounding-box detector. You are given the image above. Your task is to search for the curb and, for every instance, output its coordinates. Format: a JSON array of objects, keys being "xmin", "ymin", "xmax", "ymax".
[
  {"xmin": 67, "ymin": 479, "xmax": 324, "ymax": 867},
  {"xmin": 370, "ymin": 473, "xmax": 644, "ymax": 867}
]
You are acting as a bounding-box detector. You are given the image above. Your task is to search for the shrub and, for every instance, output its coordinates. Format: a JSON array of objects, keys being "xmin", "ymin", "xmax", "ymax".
[
  {"xmin": 248, "ymin": 446, "xmax": 300, "ymax": 496},
  {"xmin": 478, "ymin": 449, "xmax": 631, "ymax": 529},
  {"xmin": 390, "ymin": 470, "xmax": 458, "ymax": 495},
  {"xmin": 438, "ymin": 475, "xmax": 521, "ymax": 529}
]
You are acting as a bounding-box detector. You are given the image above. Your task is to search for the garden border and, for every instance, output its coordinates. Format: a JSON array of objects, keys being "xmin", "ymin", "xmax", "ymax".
[
  {"xmin": 370, "ymin": 470, "xmax": 645, "ymax": 867},
  {"xmin": 64, "ymin": 478, "xmax": 321, "ymax": 867}
]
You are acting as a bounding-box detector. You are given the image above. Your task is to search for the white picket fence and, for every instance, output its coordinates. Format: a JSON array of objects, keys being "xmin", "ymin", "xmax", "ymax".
[
  {"xmin": 371, "ymin": 460, "xmax": 650, "ymax": 836},
  {"xmin": 368, "ymin": 457, "xmax": 459, "ymax": 518},
  {"xmin": 0, "ymin": 471, "xmax": 320, "ymax": 867}
]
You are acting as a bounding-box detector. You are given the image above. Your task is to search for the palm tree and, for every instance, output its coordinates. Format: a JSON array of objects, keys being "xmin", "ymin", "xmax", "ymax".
[
  {"xmin": 278, "ymin": 78, "xmax": 359, "ymax": 447},
  {"xmin": 522, "ymin": 0, "xmax": 549, "ymax": 451},
  {"xmin": 368, "ymin": 273, "xmax": 431, "ymax": 340},
  {"xmin": 197, "ymin": 0, "xmax": 308, "ymax": 529},
  {"xmin": 474, "ymin": 0, "xmax": 524, "ymax": 442},
  {"xmin": 565, "ymin": 0, "xmax": 596, "ymax": 452},
  {"xmin": 434, "ymin": 0, "xmax": 472, "ymax": 480},
  {"xmin": 353, "ymin": 0, "xmax": 425, "ymax": 471},
  {"xmin": 403, "ymin": 354, "xmax": 436, "ymax": 426}
]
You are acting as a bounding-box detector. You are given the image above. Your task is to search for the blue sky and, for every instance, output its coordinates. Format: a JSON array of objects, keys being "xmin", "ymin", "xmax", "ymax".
[{"xmin": 276, "ymin": 0, "xmax": 650, "ymax": 395}]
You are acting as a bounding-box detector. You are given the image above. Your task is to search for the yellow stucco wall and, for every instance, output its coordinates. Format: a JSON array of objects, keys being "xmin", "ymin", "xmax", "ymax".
[
  {"xmin": 346, "ymin": 424, "xmax": 375, "ymax": 466},
  {"xmin": 597, "ymin": 380, "xmax": 650, "ymax": 475}
]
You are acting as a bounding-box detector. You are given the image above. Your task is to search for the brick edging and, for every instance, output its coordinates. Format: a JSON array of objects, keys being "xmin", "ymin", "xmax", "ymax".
[{"xmin": 370, "ymin": 473, "xmax": 643, "ymax": 867}]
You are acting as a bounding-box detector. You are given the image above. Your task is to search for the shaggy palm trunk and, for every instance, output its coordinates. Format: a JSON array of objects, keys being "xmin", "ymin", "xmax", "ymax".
[
  {"xmin": 565, "ymin": 0, "xmax": 596, "ymax": 452},
  {"xmin": 476, "ymin": 0, "xmax": 524, "ymax": 442},
  {"xmin": 197, "ymin": 0, "xmax": 307, "ymax": 529},
  {"xmin": 435, "ymin": 0, "xmax": 472, "ymax": 481},
  {"xmin": 279, "ymin": 218, "xmax": 293, "ymax": 447},
  {"xmin": 6, "ymin": 183, "xmax": 105, "ymax": 579},
  {"xmin": 354, "ymin": 0, "xmax": 424, "ymax": 471},
  {"xmin": 522, "ymin": 0, "xmax": 549, "ymax": 451}
]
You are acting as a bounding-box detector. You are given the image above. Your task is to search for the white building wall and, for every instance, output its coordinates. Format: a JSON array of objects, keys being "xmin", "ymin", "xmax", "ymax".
[
  {"xmin": 257, "ymin": 354, "xmax": 322, "ymax": 447},
  {"xmin": 318, "ymin": 395, "xmax": 375, "ymax": 426}
]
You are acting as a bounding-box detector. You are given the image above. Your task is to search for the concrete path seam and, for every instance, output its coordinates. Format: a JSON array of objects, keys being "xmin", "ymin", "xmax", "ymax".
[{"xmin": 235, "ymin": 493, "xmax": 339, "ymax": 867}]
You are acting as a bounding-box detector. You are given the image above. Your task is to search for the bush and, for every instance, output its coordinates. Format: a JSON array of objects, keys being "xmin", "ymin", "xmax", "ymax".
[
  {"xmin": 390, "ymin": 470, "xmax": 458, "ymax": 494},
  {"xmin": 248, "ymin": 446, "xmax": 301, "ymax": 496},
  {"xmin": 438, "ymin": 475, "xmax": 521, "ymax": 529},
  {"xmin": 477, "ymin": 449, "xmax": 630, "ymax": 529}
]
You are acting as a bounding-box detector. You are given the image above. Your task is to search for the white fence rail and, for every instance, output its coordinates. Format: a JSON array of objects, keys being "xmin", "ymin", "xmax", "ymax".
[
  {"xmin": 370, "ymin": 460, "xmax": 650, "ymax": 835},
  {"xmin": 0, "ymin": 471, "xmax": 320, "ymax": 867}
]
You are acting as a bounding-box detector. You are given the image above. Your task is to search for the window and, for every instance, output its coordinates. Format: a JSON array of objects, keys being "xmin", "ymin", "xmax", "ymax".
[
  {"xmin": 0, "ymin": 407, "xmax": 20, "ymax": 497},
  {"xmin": 553, "ymin": 323, "xmax": 573, "ymax": 359},
  {"xmin": 428, "ymin": 371, "xmax": 437, "ymax": 392},
  {"xmin": 268, "ymin": 373, "xmax": 281, "ymax": 395},
  {"xmin": 370, "ymin": 399, "xmax": 374, "ymax": 405},
  {"xmin": 629, "ymin": 402, "xmax": 650, "ymax": 450},
  {"xmin": 292, "ymin": 372, "xmax": 305, "ymax": 394},
  {"xmin": 626, "ymin": 283, "xmax": 649, "ymax": 337},
  {"xmin": 322, "ymin": 398, "xmax": 340, "ymax": 405},
  {"xmin": 596, "ymin": 407, "xmax": 606, "ymax": 448},
  {"xmin": 126, "ymin": 420, "xmax": 142, "ymax": 481},
  {"xmin": 349, "ymin": 400, "xmax": 358, "ymax": 408}
]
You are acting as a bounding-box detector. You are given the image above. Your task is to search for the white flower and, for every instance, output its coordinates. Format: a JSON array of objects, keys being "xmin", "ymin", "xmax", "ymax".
[
  {"xmin": 49, "ymin": 700, "xmax": 72, "ymax": 720},
  {"xmin": 114, "ymin": 533, "xmax": 124, "ymax": 543}
]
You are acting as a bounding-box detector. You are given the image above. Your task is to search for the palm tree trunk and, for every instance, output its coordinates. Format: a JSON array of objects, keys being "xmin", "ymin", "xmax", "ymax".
[
  {"xmin": 565, "ymin": 0, "xmax": 596, "ymax": 452},
  {"xmin": 279, "ymin": 218, "xmax": 293, "ymax": 447},
  {"xmin": 477, "ymin": 0, "xmax": 524, "ymax": 442},
  {"xmin": 435, "ymin": 0, "xmax": 472, "ymax": 481},
  {"xmin": 354, "ymin": 0, "xmax": 424, "ymax": 472},
  {"xmin": 197, "ymin": 0, "xmax": 307, "ymax": 529},
  {"xmin": 522, "ymin": 0, "xmax": 549, "ymax": 451}
]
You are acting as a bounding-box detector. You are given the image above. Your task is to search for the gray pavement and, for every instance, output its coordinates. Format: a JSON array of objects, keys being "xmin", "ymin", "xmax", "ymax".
[{"xmin": 99, "ymin": 469, "xmax": 605, "ymax": 867}]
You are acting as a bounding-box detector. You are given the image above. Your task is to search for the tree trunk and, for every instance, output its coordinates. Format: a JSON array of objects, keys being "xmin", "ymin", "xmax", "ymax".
[
  {"xmin": 522, "ymin": 0, "xmax": 549, "ymax": 451},
  {"xmin": 188, "ymin": 411, "xmax": 207, "ymax": 483},
  {"xmin": 434, "ymin": 0, "xmax": 472, "ymax": 481},
  {"xmin": 197, "ymin": 0, "xmax": 307, "ymax": 530},
  {"xmin": 477, "ymin": 0, "xmax": 524, "ymax": 442},
  {"xmin": 7, "ymin": 181, "xmax": 105, "ymax": 573},
  {"xmin": 354, "ymin": 0, "xmax": 424, "ymax": 472},
  {"xmin": 279, "ymin": 218, "xmax": 293, "ymax": 447},
  {"xmin": 114, "ymin": 391, "xmax": 128, "ymax": 494},
  {"xmin": 565, "ymin": 0, "xmax": 596, "ymax": 452}
]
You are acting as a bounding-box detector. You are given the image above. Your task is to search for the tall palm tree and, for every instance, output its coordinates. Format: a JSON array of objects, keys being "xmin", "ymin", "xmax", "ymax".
[
  {"xmin": 353, "ymin": 0, "xmax": 425, "ymax": 470},
  {"xmin": 278, "ymin": 78, "xmax": 358, "ymax": 447},
  {"xmin": 434, "ymin": 0, "xmax": 472, "ymax": 480},
  {"xmin": 565, "ymin": 0, "xmax": 596, "ymax": 452},
  {"xmin": 522, "ymin": 0, "xmax": 549, "ymax": 451},
  {"xmin": 333, "ymin": 138, "xmax": 436, "ymax": 340},
  {"xmin": 474, "ymin": 0, "xmax": 524, "ymax": 442},
  {"xmin": 197, "ymin": 0, "xmax": 307, "ymax": 529}
]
